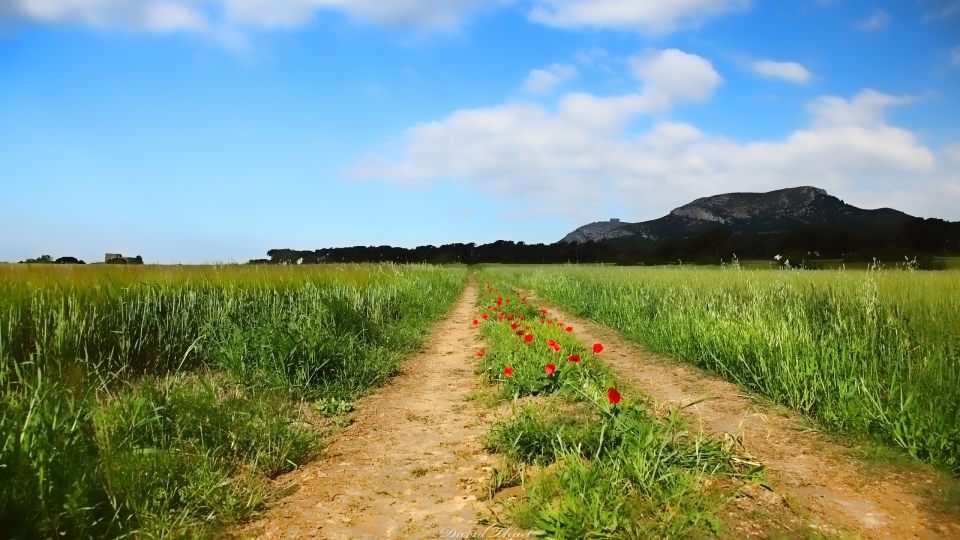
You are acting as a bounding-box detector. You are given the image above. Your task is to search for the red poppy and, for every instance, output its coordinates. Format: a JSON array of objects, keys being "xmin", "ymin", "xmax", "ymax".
[
  {"xmin": 608, "ymin": 388, "xmax": 621, "ymax": 405},
  {"xmin": 511, "ymin": 323, "xmax": 519, "ymax": 329},
  {"xmin": 493, "ymin": 307, "xmax": 499, "ymax": 312},
  {"xmin": 568, "ymin": 355, "xmax": 581, "ymax": 363},
  {"xmin": 481, "ymin": 314, "xmax": 488, "ymax": 319},
  {"xmin": 504, "ymin": 366, "xmax": 514, "ymax": 377},
  {"xmin": 565, "ymin": 326, "xmax": 573, "ymax": 332},
  {"xmin": 540, "ymin": 320, "xmax": 545, "ymax": 324},
  {"xmin": 547, "ymin": 339, "xmax": 557, "ymax": 347},
  {"xmin": 506, "ymin": 299, "xmax": 510, "ymax": 303},
  {"xmin": 593, "ymin": 343, "xmax": 604, "ymax": 354},
  {"xmin": 472, "ymin": 319, "xmax": 478, "ymax": 326},
  {"xmin": 477, "ymin": 350, "xmax": 484, "ymax": 357},
  {"xmin": 521, "ymin": 297, "xmax": 526, "ymax": 303},
  {"xmin": 541, "ymin": 309, "xmax": 548, "ymax": 314},
  {"xmin": 507, "ymin": 315, "xmax": 514, "ymax": 321},
  {"xmin": 525, "ymin": 325, "xmax": 530, "ymax": 329},
  {"xmin": 519, "ymin": 316, "xmax": 524, "ymax": 320},
  {"xmin": 544, "ymin": 363, "xmax": 556, "ymax": 375},
  {"xmin": 487, "ymin": 305, "xmax": 492, "ymax": 309},
  {"xmin": 524, "ymin": 333, "xmax": 534, "ymax": 343},
  {"xmin": 516, "ymin": 330, "xmax": 524, "ymax": 336}
]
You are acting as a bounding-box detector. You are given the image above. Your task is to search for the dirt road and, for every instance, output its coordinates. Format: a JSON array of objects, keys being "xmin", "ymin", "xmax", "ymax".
[{"xmin": 241, "ymin": 282, "xmax": 501, "ymax": 540}]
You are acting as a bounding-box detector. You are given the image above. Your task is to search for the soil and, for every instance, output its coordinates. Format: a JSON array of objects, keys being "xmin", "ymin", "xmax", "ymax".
[
  {"xmin": 239, "ymin": 282, "xmax": 510, "ymax": 540},
  {"xmin": 529, "ymin": 292, "xmax": 960, "ymax": 539}
]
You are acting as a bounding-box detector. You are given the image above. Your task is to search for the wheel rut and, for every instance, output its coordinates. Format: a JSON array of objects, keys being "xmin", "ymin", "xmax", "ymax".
[
  {"xmin": 241, "ymin": 282, "xmax": 496, "ymax": 540},
  {"xmin": 529, "ymin": 293, "xmax": 960, "ymax": 540}
]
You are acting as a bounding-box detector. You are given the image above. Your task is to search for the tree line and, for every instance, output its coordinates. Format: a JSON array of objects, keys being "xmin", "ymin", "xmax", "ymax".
[{"xmin": 254, "ymin": 217, "xmax": 960, "ymax": 268}]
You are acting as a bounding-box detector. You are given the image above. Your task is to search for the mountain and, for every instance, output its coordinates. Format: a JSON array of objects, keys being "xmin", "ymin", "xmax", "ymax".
[{"xmin": 561, "ymin": 186, "xmax": 915, "ymax": 243}]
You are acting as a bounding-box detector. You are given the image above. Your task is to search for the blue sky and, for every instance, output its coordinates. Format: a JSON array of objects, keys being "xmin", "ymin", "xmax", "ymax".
[{"xmin": 1, "ymin": 0, "xmax": 959, "ymax": 263}]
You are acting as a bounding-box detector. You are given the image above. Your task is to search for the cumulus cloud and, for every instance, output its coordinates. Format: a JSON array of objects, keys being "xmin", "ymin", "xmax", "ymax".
[
  {"xmin": 750, "ymin": 60, "xmax": 812, "ymax": 84},
  {"xmin": 527, "ymin": 0, "xmax": 751, "ymax": 33},
  {"xmin": 629, "ymin": 49, "xmax": 723, "ymax": 106},
  {"xmin": 0, "ymin": 0, "xmax": 511, "ymax": 32},
  {"xmin": 854, "ymin": 10, "xmax": 890, "ymax": 30},
  {"xmin": 522, "ymin": 64, "xmax": 579, "ymax": 93},
  {"xmin": 345, "ymin": 85, "xmax": 957, "ymax": 222}
]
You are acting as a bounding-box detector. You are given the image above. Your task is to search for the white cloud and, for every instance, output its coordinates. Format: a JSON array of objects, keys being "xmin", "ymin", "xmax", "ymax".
[
  {"xmin": 345, "ymin": 88, "xmax": 958, "ymax": 223},
  {"xmin": 854, "ymin": 10, "xmax": 890, "ymax": 30},
  {"xmin": 528, "ymin": 0, "xmax": 751, "ymax": 33},
  {"xmin": 750, "ymin": 60, "xmax": 812, "ymax": 84},
  {"xmin": 522, "ymin": 63, "xmax": 579, "ymax": 93},
  {"xmin": 0, "ymin": 0, "xmax": 208, "ymax": 32},
  {"xmin": 0, "ymin": 0, "xmax": 756, "ymax": 34},
  {"xmin": 0, "ymin": 0, "xmax": 512, "ymax": 32},
  {"xmin": 806, "ymin": 89, "xmax": 917, "ymax": 127},
  {"xmin": 629, "ymin": 49, "xmax": 723, "ymax": 105}
]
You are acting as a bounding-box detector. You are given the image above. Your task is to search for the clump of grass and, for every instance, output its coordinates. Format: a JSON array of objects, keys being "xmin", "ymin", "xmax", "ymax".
[
  {"xmin": 489, "ymin": 265, "xmax": 960, "ymax": 474},
  {"xmin": 0, "ymin": 263, "xmax": 466, "ymax": 537}
]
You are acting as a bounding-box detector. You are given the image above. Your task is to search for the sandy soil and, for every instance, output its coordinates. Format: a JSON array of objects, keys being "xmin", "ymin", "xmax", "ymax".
[
  {"xmin": 239, "ymin": 282, "xmax": 509, "ymax": 540},
  {"xmin": 530, "ymin": 293, "xmax": 960, "ymax": 539}
]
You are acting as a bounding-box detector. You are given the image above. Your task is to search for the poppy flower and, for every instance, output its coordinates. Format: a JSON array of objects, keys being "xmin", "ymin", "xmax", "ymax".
[
  {"xmin": 541, "ymin": 309, "xmax": 548, "ymax": 315},
  {"xmin": 493, "ymin": 307, "xmax": 499, "ymax": 312},
  {"xmin": 504, "ymin": 366, "xmax": 514, "ymax": 377},
  {"xmin": 481, "ymin": 314, "xmax": 488, "ymax": 319},
  {"xmin": 540, "ymin": 320, "xmax": 545, "ymax": 324},
  {"xmin": 593, "ymin": 343, "xmax": 604, "ymax": 354},
  {"xmin": 608, "ymin": 388, "xmax": 621, "ymax": 405},
  {"xmin": 519, "ymin": 316, "xmax": 524, "ymax": 320},
  {"xmin": 566, "ymin": 326, "xmax": 573, "ymax": 332},
  {"xmin": 525, "ymin": 325, "xmax": 530, "ymax": 329},
  {"xmin": 547, "ymin": 339, "xmax": 557, "ymax": 347},
  {"xmin": 472, "ymin": 319, "xmax": 478, "ymax": 326},
  {"xmin": 511, "ymin": 323, "xmax": 519, "ymax": 329},
  {"xmin": 516, "ymin": 330, "xmax": 524, "ymax": 336},
  {"xmin": 507, "ymin": 316, "xmax": 514, "ymax": 321},
  {"xmin": 547, "ymin": 320, "xmax": 552, "ymax": 324},
  {"xmin": 506, "ymin": 299, "xmax": 510, "ymax": 303},
  {"xmin": 524, "ymin": 333, "xmax": 534, "ymax": 343},
  {"xmin": 516, "ymin": 291, "xmax": 520, "ymax": 295},
  {"xmin": 544, "ymin": 363, "xmax": 556, "ymax": 375},
  {"xmin": 568, "ymin": 355, "xmax": 581, "ymax": 363},
  {"xmin": 477, "ymin": 350, "xmax": 484, "ymax": 357},
  {"xmin": 521, "ymin": 297, "xmax": 526, "ymax": 303},
  {"xmin": 487, "ymin": 305, "xmax": 492, "ymax": 309}
]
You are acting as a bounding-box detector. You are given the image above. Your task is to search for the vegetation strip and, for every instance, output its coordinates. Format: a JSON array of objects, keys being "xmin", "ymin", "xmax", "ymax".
[
  {"xmin": 521, "ymin": 290, "xmax": 960, "ymax": 539},
  {"xmin": 471, "ymin": 275, "xmax": 789, "ymax": 539},
  {"xmin": 0, "ymin": 263, "xmax": 466, "ymax": 538},
  {"xmin": 487, "ymin": 264, "xmax": 960, "ymax": 475}
]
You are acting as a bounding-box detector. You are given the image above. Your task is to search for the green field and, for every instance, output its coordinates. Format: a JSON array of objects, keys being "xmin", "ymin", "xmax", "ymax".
[
  {"xmin": 484, "ymin": 264, "xmax": 960, "ymax": 474},
  {"xmin": 0, "ymin": 263, "xmax": 466, "ymax": 538}
]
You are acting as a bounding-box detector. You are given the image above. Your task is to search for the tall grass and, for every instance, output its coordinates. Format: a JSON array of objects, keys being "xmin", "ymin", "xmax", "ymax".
[
  {"xmin": 0, "ymin": 263, "xmax": 465, "ymax": 538},
  {"xmin": 488, "ymin": 264, "xmax": 960, "ymax": 474}
]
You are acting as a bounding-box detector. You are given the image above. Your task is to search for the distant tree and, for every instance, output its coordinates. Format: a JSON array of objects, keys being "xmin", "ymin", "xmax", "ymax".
[
  {"xmin": 54, "ymin": 256, "xmax": 85, "ymax": 264},
  {"xmin": 20, "ymin": 255, "xmax": 54, "ymax": 263}
]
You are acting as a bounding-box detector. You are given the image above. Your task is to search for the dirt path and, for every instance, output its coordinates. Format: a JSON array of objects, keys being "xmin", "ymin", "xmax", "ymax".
[
  {"xmin": 241, "ymin": 282, "xmax": 500, "ymax": 540},
  {"xmin": 530, "ymin": 294, "xmax": 960, "ymax": 539}
]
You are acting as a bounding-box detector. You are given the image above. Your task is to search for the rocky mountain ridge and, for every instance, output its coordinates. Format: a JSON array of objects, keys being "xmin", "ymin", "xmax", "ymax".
[{"xmin": 561, "ymin": 186, "xmax": 914, "ymax": 243}]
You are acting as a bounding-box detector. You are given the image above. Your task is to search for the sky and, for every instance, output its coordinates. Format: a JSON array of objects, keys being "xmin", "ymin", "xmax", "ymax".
[{"xmin": 1, "ymin": 0, "xmax": 959, "ymax": 263}]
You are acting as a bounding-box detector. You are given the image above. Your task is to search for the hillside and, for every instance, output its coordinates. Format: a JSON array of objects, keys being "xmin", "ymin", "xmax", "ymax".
[{"xmin": 561, "ymin": 186, "xmax": 915, "ymax": 243}]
